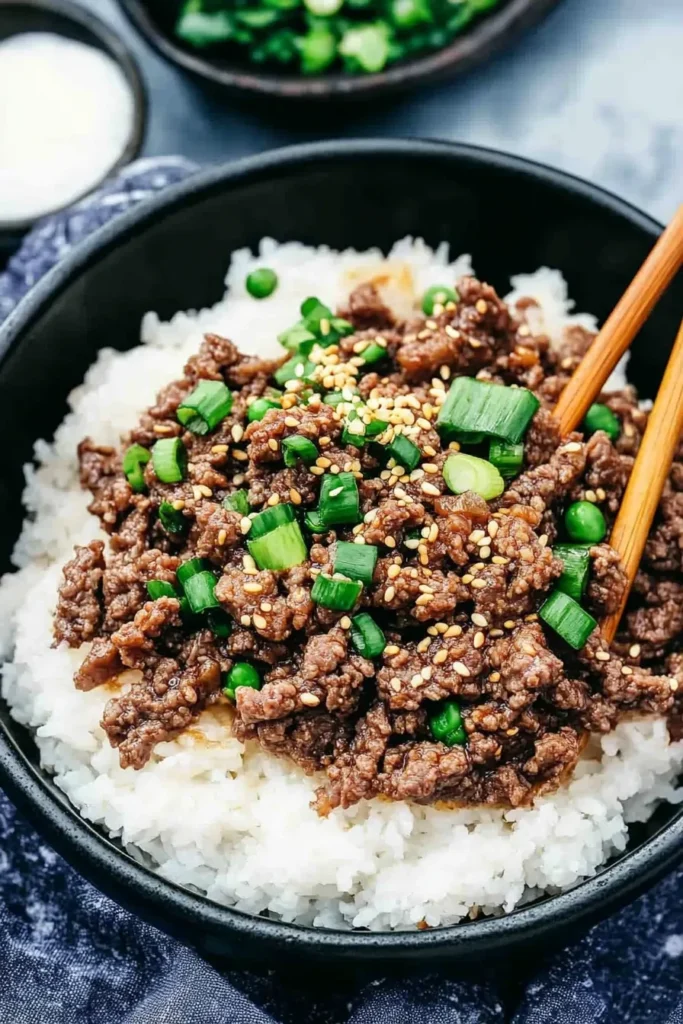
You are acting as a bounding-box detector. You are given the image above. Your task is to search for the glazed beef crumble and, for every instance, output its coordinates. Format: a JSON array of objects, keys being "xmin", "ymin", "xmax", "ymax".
[{"xmin": 53, "ymin": 276, "xmax": 683, "ymax": 811}]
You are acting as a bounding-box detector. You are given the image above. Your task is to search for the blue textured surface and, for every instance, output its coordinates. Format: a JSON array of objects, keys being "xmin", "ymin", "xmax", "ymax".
[{"xmin": 2, "ymin": 162, "xmax": 683, "ymax": 1023}]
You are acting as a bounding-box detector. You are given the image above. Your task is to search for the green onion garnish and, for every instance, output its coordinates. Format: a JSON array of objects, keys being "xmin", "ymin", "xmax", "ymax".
[
  {"xmin": 318, "ymin": 472, "xmax": 361, "ymax": 527},
  {"xmin": 223, "ymin": 662, "xmax": 261, "ymax": 701},
  {"xmin": 152, "ymin": 437, "xmax": 187, "ymax": 484},
  {"xmin": 274, "ymin": 352, "xmax": 316, "ymax": 386},
  {"xmin": 223, "ymin": 490, "xmax": 250, "ymax": 516},
  {"xmin": 488, "ymin": 439, "xmax": 524, "ymax": 478},
  {"xmin": 428, "ymin": 700, "xmax": 466, "ymax": 746},
  {"xmin": 323, "ymin": 390, "xmax": 358, "ymax": 407},
  {"xmin": 247, "ymin": 397, "xmax": 281, "ymax": 422},
  {"xmin": 147, "ymin": 579, "xmax": 178, "ymax": 601},
  {"xmin": 176, "ymin": 557, "xmax": 209, "ymax": 586},
  {"xmin": 248, "ymin": 502, "xmax": 295, "ymax": 540},
  {"xmin": 207, "ymin": 608, "xmax": 232, "ymax": 638},
  {"xmin": 278, "ymin": 323, "xmax": 317, "ymax": 353},
  {"xmin": 539, "ymin": 589, "xmax": 597, "ymax": 650},
  {"xmin": 443, "ymin": 453, "xmax": 504, "ymax": 501},
  {"xmin": 350, "ymin": 613, "xmax": 386, "ymax": 658},
  {"xmin": 182, "ymin": 570, "xmax": 221, "ymax": 614},
  {"xmin": 554, "ymin": 543, "xmax": 591, "ymax": 602},
  {"xmin": 311, "ymin": 574, "xmax": 363, "ymax": 611},
  {"xmin": 122, "ymin": 444, "xmax": 151, "ymax": 493},
  {"xmin": 384, "ymin": 434, "xmax": 421, "ymax": 472},
  {"xmin": 565, "ymin": 501, "xmax": 607, "ymax": 544},
  {"xmin": 422, "ymin": 285, "xmax": 459, "ymax": 315},
  {"xmin": 437, "ymin": 377, "xmax": 540, "ymax": 445},
  {"xmin": 341, "ymin": 414, "xmax": 368, "ymax": 447},
  {"xmin": 358, "ymin": 341, "xmax": 386, "ymax": 365},
  {"xmin": 158, "ymin": 501, "xmax": 186, "ymax": 534},
  {"xmin": 583, "ymin": 403, "xmax": 620, "ymax": 442},
  {"xmin": 334, "ymin": 541, "xmax": 378, "ymax": 585},
  {"xmin": 305, "ymin": 510, "xmax": 327, "ymax": 533},
  {"xmin": 246, "ymin": 267, "xmax": 278, "ymax": 299},
  {"xmin": 177, "ymin": 380, "xmax": 233, "ymax": 435},
  {"xmin": 282, "ymin": 435, "xmax": 319, "ymax": 468}
]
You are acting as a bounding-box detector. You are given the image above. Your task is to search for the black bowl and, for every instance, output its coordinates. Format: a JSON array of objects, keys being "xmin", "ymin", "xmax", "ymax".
[
  {"xmin": 0, "ymin": 0, "xmax": 146, "ymax": 245},
  {"xmin": 0, "ymin": 140, "xmax": 682, "ymax": 967},
  {"xmin": 116, "ymin": 0, "xmax": 562, "ymax": 101}
]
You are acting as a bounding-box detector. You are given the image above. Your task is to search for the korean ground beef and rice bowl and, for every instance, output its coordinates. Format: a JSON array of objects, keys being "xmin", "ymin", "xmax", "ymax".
[{"xmin": 1, "ymin": 238, "xmax": 682, "ymax": 931}]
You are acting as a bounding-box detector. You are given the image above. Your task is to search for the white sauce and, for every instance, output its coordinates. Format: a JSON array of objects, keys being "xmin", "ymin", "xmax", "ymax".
[{"xmin": 0, "ymin": 33, "xmax": 135, "ymax": 223}]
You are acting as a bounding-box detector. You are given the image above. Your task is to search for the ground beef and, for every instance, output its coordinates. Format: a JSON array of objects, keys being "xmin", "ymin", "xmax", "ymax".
[{"xmin": 54, "ymin": 274, "xmax": 683, "ymax": 809}]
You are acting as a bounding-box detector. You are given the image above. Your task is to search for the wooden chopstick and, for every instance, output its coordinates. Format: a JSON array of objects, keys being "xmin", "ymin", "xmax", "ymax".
[
  {"xmin": 601, "ymin": 319, "xmax": 683, "ymax": 643},
  {"xmin": 554, "ymin": 203, "xmax": 683, "ymax": 435}
]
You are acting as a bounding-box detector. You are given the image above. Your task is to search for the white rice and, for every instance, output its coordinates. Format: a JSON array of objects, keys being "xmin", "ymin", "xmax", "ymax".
[{"xmin": 1, "ymin": 238, "xmax": 680, "ymax": 931}]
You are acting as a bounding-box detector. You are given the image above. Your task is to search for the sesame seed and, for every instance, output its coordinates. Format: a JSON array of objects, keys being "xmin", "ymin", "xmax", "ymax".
[
  {"xmin": 629, "ymin": 644, "xmax": 641, "ymax": 658},
  {"xmin": 440, "ymin": 365, "xmax": 451, "ymax": 380},
  {"xmin": 471, "ymin": 579, "xmax": 486, "ymax": 590},
  {"xmin": 390, "ymin": 678, "xmax": 402, "ymax": 693},
  {"xmin": 410, "ymin": 673, "xmax": 423, "ymax": 688},
  {"xmin": 384, "ymin": 586, "xmax": 396, "ymax": 602},
  {"xmin": 385, "ymin": 536, "xmax": 396, "ymax": 549},
  {"xmin": 267, "ymin": 493, "xmax": 280, "ymax": 506},
  {"xmin": 261, "ymin": 602, "xmax": 272, "ymax": 612},
  {"xmin": 211, "ymin": 444, "xmax": 229, "ymax": 454},
  {"xmin": 671, "ymin": 679, "xmax": 679, "ymax": 691},
  {"xmin": 240, "ymin": 517, "xmax": 252, "ymax": 535},
  {"xmin": 240, "ymin": 614, "xmax": 251, "ymax": 627},
  {"xmin": 421, "ymin": 482, "xmax": 440, "ymax": 497},
  {"xmin": 522, "ymin": 643, "xmax": 536, "ymax": 656},
  {"xmin": 153, "ymin": 424, "xmax": 173, "ymax": 435},
  {"xmin": 172, "ymin": 499, "xmax": 185, "ymax": 511},
  {"xmin": 290, "ymin": 488, "xmax": 302, "ymax": 505},
  {"xmin": 340, "ymin": 616, "xmax": 352, "ymax": 629},
  {"xmin": 252, "ymin": 614, "xmax": 267, "ymax": 630},
  {"xmin": 231, "ymin": 424, "xmax": 244, "ymax": 443},
  {"xmin": 596, "ymin": 488, "xmax": 606, "ymax": 501},
  {"xmin": 487, "ymin": 521, "xmax": 499, "ymax": 538},
  {"xmin": 284, "ymin": 416, "xmax": 298, "ymax": 428},
  {"xmin": 594, "ymin": 650, "xmax": 610, "ymax": 662},
  {"xmin": 621, "ymin": 665, "xmax": 633, "ymax": 676},
  {"xmin": 504, "ymin": 620, "xmax": 515, "ymax": 629},
  {"xmin": 415, "ymin": 594, "xmax": 433, "ymax": 606},
  {"xmin": 217, "ymin": 529, "xmax": 227, "ymax": 546},
  {"xmin": 310, "ymin": 466, "xmax": 324, "ymax": 476},
  {"xmin": 192, "ymin": 485, "xmax": 203, "ymax": 501},
  {"xmin": 329, "ymin": 465, "xmax": 341, "ymax": 475},
  {"xmin": 432, "ymin": 649, "xmax": 448, "ymax": 665},
  {"xmin": 244, "ymin": 582, "xmax": 263, "ymax": 594},
  {"xmin": 421, "ymin": 666, "xmax": 433, "ymax": 681},
  {"xmin": 267, "ymin": 438, "xmax": 279, "ymax": 452},
  {"xmin": 384, "ymin": 644, "xmax": 400, "ymax": 656},
  {"xmin": 417, "ymin": 637, "xmax": 431, "ymax": 654},
  {"xmin": 471, "ymin": 613, "xmax": 487, "ymax": 627},
  {"xmin": 479, "ymin": 546, "xmax": 491, "ymax": 559},
  {"xmin": 489, "ymin": 629, "xmax": 504, "ymax": 638},
  {"xmin": 462, "ymin": 574, "xmax": 474, "ymax": 584},
  {"xmin": 387, "ymin": 564, "xmax": 401, "ymax": 580},
  {"xmin": 423, "ymin": 445, "xmax": 437, "ymax": 457},
  {"xmin": 316, "ymin": 457, "xmax": 331, "ymax": 468},
  {"xmin": 453, "ymin": 661, "xmax": 471, "ymax": 678},
  {"xmin": 473, "ymin": 632, "xmax": 485, "ymax": 649},
  {"xmin": 475, "ymin": 299, "xmax": 487, "ymax": 314},
  {"xmin": 492, "ymin": 556, "xmax": 509, "ymax": 565},
  {"xmin": 489, "ymin": 671, "xmax": 501, "ymax": 683},
  {"xmin": 232, "ymin": 449, "xmax": 248, "ymax": 461},
  {"xmin": 300, "ymin": 693, "xmax": 320, "ymax": 707},
  {"xmin": 562, "ymin": 441, "xmax": 582, "ymax": 454},
  {"xmin": 444, "ymin": 625, "xmax": 462, "ymax": 638},
  {"xmin": 469, "ymin": 530, "xmax": 485, "ymax": 543}
]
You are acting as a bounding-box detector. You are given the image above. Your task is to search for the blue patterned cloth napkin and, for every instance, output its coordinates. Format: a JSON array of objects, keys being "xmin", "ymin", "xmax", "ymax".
[{"xmin": 1, "ymin": 159, "xmax": 683, "ymax": 1024}]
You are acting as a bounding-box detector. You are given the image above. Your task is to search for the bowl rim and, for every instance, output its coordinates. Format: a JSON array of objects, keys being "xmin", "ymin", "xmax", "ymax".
[
  {"xmin": 115, "ymin": 0, "xmax": 563, "ymax": 101},
  {"xmin": 0, "ymin": 0, "xmax": 147, "ymax": 234},
  {"xmin": 1, "ymin": 138, "xmax": 681, "ymax": 958}
]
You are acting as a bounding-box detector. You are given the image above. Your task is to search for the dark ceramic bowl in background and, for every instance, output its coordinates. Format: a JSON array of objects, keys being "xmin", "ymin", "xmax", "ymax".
[
  {"xmin": 116, "ymin": 0, "xmax": 562, "ymax": 101},
  {"xmin": 0, "ymin": 140, "xmax": 682, "ymax": 967},
  {"xmin": 0, "ymin": 0, "xmax": 146, "ymax": 253}
]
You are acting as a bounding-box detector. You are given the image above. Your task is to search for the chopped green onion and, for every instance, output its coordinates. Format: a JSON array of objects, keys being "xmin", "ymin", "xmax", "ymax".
[
  {"xmin": 223, "ymin": 662, "xmax": 261, "ymax": 701},
  {"xmin": 583, "ymin": 403, "xmax": 620, "ymax": 442},
  {"xmin": 248, "ymin": 502, "xmax": 295, "ymax": 540},
  {"xmin": 282, "ymin": 435, "xmax": 319, "ymax": 468},
  {"xmin": 554, "ymin": 543, "xmax": 591, "ymax": 602},
  {"xmin": 366, "ymin": 418, "xmax": 390, "ymax": 438},
  {"xmin": 443, "ymin": 453, "xmax": 504, "ymax": 500},
  {"xmin": 299, "ymin": 24, "xmax": 337, "ymax": 74},
  {"xmin": 565, "ymin": 501, "xmax": 607, "ymax": 544},
  {"xmin": 311, "ymin": 574, "xmax": 363, "ymax": 611},
  {"xmin": 182, "ymin": 570, "xmax": 220, "ymax": 614},
  {"xmin": 207, "ymin": 608, "xmax": 232, "ymax": 638},
  {"xmin": 152, "ymin": 437, "xmax": 187, "ymax": 484},
  {"xmin": 318, "ymin": 472, "xmax": 361, "ymax": 526},
  {"xmin": 300, "ymin": 296, "xmax": 332, "ymax": 329},
  {"xmin": 278, "ymin": 322, "xmax": 317, "ymax": 353},
  {"xmin": 248, "ymin": 397, "xmax": 281, "ymax": 422},
  {"xmin": 223, "ymin": 489, "xmax": 250, "ymax": 516},
  {"xmin": 158, "ymin": 501, "xmax": 186, "ymax": 534},
  {"xmin": 323, "ymin": 390, "xmax": 358, "ymax": 407},
  {"xmin": 147, "ymin": 579, "xmax": 178, "ymax": 601},
  {"xmin": 436, "ymin": 377, "xmax": 540, "ymax": 445},
  {"xmin": 305, "ymin": 510, "xmax": 327, "ymax": 533},
  {"xmin": 248, "ymin": 521, "xmax": 308, "ymax": 571},
  {"xmin": 177, "ymin": 380, "xmax": 233, "ymax": 435},
  {"xmin": 422, "ymin": 285, "xmax": 459, "ymax": 315},
  {"xmin": 122, "ymin": 444, "xmax": 151, "ymax": 493},
  {"xmin": 274, "ymin": 352, "xmax": 315, "ymax": 386},
  {"xmin": 489, "ymin": 439, "xmax": 524, "ymax": 478},
  {"xmin": 539, "ymin": 589, "xmax": 597, "ymax": 650},
  {"xmin": 334, "ymin": 541, "xmax": 378, "ymax": 585},
  {"xmin": 350, "ymin": 613, "xmax": 386, "ymax": 658},
  {"xmin": 358, "ymin": 341, "xmax": 387, "ymax": 365},
  {"xmin": 304, "ymin": 0, "xmax": 343, "ymax": 14},
  {"xmin": 246, "ymin": 267, "xmax": 278, "ymax": 299},
  {"xmin": 339, "ymin": 22, "xmax": 390, "ymax": 73},
  {"xmin": 341, "ymin": 415, "xmax": 368, "ymax": 447},
  {"xmin": 176, "ymin": 557, "xmax": 209, "ymax": 586},
  {"xmin": 428, "ymin": 700, "xmax": 466, "ymax": 746},
  {"xmin": 384, "ymin": 434, "xmax": 421, "ymax": 472}
]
